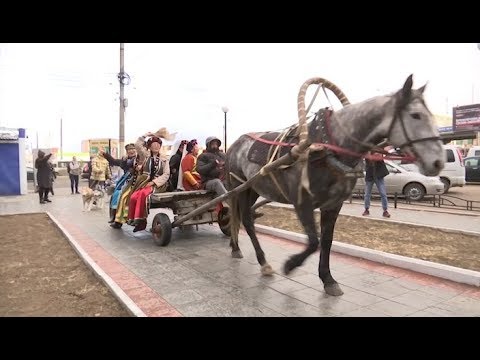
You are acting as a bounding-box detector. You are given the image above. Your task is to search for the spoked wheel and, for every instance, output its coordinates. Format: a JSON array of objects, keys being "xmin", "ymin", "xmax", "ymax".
[
  {"xmin": 218, "ymin": 207, "xmax": 231, "ymax": 237},
  {"xmin": 151, "ymin": 213, "xmax": 172, "ymax": 246}
]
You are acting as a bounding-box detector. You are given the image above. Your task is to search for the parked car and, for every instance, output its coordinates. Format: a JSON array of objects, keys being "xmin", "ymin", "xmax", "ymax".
[
  {"xmin": 393, "ymin": 144, "xmax": 465, "ymax": 193},
  {"xmin": 464, "ymin": 156, "xmax": 480, "ymax": 183},
  {"xmin": 353, "ymin": 160, "xmax": 445, "ymax": 201},
  {"xmin": 466, "ymin": 146, "xmax": 480, "ymax": 158}
]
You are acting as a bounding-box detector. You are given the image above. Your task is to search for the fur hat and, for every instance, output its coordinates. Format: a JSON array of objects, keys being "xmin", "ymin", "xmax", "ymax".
[
  {"xmin": 153, "ymin": 127, "xmax": 176, "ymax": 141},
  {"xmin": 146, "ymin": 136, "xmax": 162, "ymax": 149}
]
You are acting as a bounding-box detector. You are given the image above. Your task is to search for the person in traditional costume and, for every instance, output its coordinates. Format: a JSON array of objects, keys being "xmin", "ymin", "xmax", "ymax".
[
  {"xmin": 168, "ymin": 139, "xmax": 188, "ymax": 191},
  {"xmin": 181, "ymin": 139, "xmax": 203, "ymax": 191},
  {"xmin": 101, "ymin": 143, "xmax": 137, "ymax": 224},
  {"xmin": 127, "ymin": 128, "xmax": 175, "ymax": 232},
  {"xmin": 110, "ymin": 151, "xmax": 142, "ymax": 229}
]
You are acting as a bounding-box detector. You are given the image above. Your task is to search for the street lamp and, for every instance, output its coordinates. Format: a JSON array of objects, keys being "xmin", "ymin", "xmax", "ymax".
[{"xmin": 222, "ymin": 106, "xmax": 229, "ymax": 152}]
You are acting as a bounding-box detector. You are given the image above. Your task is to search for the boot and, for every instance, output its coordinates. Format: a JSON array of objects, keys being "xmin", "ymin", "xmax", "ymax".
[
  {"xmin": 110, "ymin": 222, "xmax": 122, "ymax": 229},
  {"xmin": 133, "ymin": 219, "xmax": 147, "ymax": 233},
  {"xmin": 108, "ymin": 208, "xmax": 116, "ymax": 223}
]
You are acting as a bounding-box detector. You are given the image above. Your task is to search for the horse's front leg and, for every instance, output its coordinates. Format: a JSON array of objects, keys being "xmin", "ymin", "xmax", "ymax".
[
  {"xmin": 319, "ymin": 205, "xmax": 344, "ymax": 296},
  {"xmin": 240, "ymin": 190, "xmax": 274, "ymax": 276},
  {"xmin": 283, "ymin": 198, "xmax": 319, "ymax": 275}
]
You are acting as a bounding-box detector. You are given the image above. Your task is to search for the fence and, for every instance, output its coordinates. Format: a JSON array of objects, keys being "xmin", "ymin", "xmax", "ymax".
[{"xmin": 349, "ymin": 190, "xmax": 480, "ymax": 213}]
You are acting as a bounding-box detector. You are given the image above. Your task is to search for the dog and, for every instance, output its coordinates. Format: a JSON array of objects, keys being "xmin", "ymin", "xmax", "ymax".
[{"xmin": 81, "ymin": 186, "xmax": 105, "ymax": 212}]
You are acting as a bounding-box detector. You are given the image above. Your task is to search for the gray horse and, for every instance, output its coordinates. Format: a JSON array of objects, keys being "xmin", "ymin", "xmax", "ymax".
[{"xmin": 226, "ymin": 75, "xmax": 444, "ymax": 296}]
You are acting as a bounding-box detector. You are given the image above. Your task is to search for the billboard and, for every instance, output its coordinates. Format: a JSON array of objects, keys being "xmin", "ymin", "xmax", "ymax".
[
  {"xmin": 453, "ymin": 104, "xmax": 480, "ymax": 132},
  {"xmin": 88, "ymin": 139, "xmax": 119, "ymax": 158}
]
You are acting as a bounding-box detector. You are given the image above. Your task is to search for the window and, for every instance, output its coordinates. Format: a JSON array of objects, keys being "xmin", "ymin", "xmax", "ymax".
[
  {"xmin": 446, "ymin": 149, "xmax": 455, "ymax": 163},
  {"xmin": 466, "ymin": 158, "xmax": 479, "ymax": 167}
]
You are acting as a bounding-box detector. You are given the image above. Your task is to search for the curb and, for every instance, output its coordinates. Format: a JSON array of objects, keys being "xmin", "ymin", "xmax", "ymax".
[
  {"xmin": 47, "ymin": 212, "xmax": 147, "ymax": 317},
  {"xmin": 255, "ymin": 224, "xmax": 480, "ymax": 287}
]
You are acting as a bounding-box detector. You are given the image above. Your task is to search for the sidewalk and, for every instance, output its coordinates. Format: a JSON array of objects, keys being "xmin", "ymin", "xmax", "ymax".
[
  {"xmin": 1, "ymin": 191, "xmax": 480, "ymax": 317},
  {"xmin": 343, "ymin": 199, "xmax": 480, "ymax": 234}
]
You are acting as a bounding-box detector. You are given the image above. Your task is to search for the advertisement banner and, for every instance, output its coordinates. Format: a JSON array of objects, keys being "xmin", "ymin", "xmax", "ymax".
[
  {"xmin": 89, "ymin": 139, "xmax": 119, "ymax": 158},
  {"xmin": 453, "ymin": 104, "xmax": 480, "ymax": 132}
]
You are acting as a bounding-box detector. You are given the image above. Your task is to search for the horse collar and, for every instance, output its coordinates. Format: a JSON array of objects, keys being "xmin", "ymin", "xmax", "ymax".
[
  {"xmin": 311, "ymin": 108, "xmax": 364, "ymax": 179},
  {"xmin": 313, "ymin": 108, "xmax": 335, "ymax": 146}
]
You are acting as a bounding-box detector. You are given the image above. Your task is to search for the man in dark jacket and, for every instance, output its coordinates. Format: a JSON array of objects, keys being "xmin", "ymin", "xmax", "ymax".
[
  {"xmin": 197, "ymin": 136, "xmax": 263, "ymax": 219},
  {"xmin": 197, "ymin": 136, "xmax": 227, "ymax": 197},
  {"xmin": 363, "ymin": 154, "xmax": 391, "ymax": 218},
  {"xmin": 35, "ymin": 150, "xmax": 53, "ymax": 204}
]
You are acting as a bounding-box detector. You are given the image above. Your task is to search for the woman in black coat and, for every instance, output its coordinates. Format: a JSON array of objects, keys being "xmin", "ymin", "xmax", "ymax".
[{"xmin": 35, "ymin": 150, "xmax": 53, "ymax": 204}]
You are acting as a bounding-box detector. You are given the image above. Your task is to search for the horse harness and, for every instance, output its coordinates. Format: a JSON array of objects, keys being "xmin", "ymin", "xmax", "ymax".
[{"xmin": 241, "ymin": 109, "xmax": 364, "ymax": 202}]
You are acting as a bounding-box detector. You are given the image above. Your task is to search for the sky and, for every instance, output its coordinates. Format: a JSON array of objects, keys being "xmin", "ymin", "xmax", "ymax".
[{"xmin": 1, "ymin": 43, "xmax": 480, "ymax": 154}]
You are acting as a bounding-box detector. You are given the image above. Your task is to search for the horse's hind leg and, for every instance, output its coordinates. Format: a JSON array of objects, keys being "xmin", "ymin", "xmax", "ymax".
[
  {"xmin": 318, "ymin": 205, "xmax": 343, "ymax": 296},
  {"xmin": 240, "ymin": 190, "xmax": 274, "ymax": 276},
  {"xmin": 283, "ymin": 199, "xmax": 319, "ymax": 275}
]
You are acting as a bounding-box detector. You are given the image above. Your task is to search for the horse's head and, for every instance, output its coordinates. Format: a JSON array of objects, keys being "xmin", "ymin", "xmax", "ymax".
[{"xmin": 387, "ymin": 74, "xmax": 444, "ymax": 176}]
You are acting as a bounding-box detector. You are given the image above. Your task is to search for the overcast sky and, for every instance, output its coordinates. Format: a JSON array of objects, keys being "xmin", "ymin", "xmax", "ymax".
[{"xmin": 1, "ymin": 43, "xmax": 479, "ymax": 152}]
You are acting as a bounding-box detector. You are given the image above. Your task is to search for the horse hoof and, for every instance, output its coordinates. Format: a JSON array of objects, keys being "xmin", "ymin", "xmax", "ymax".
[
  {"xmin": 231, "ymin": 250, "xmax": 244, "ymax": 259},
  {"xmin": 283, "ymin": 259, "xmax": 295, "ymax": 275},
  {"xmin": 324, "ymin": 283, "xmax": 344, "ymax": 296},
  {"xmin": 261, "ymin": 264, "xmax": 274, "ymax": 276}
]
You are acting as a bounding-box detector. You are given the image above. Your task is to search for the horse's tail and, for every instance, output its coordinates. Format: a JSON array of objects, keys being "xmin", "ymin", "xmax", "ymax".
[
  {"xmin": 228, "ymin": 191, "xmax": 242, "ymax": 250},
  {"xmin": 297, "ymin": 77, "xmax": 350, "ymax": 142}
]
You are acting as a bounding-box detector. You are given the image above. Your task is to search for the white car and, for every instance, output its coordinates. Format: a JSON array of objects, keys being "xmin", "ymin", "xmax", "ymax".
[
  {"xmin": 353, "ymin": 160, "xmax": 445, "ymax": 201},
  {"xmin": 393, "ymin": 144, "xmax": 465, "ymax": 192}
]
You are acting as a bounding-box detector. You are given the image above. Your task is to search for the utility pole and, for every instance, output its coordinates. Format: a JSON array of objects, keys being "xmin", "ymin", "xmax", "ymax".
[
  {"xmin": 33, "ymin": 130, "xmax": 39, "ymax": 188},
  {"xmin": 119, "ymin": 43, "xmax": 125, "ymax": 157},
  {"xmin": 222, "ymin": 106, "xmax": 229, "ymax": 152},
  {"xmin": 60, "ymin": 117, "xmax": 63, "ymax": 160}
]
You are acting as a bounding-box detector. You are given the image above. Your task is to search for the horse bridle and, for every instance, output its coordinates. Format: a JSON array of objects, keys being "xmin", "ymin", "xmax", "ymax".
[
  {"xmin": 322, "ymin": 95, "xmax": 442, "ymax": 159},
  {"xmin": 387, "ymin": 97, "xmax": 441, "ymax": 151}
]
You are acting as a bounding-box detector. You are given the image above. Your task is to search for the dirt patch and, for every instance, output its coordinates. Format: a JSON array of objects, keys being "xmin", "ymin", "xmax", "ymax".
[
  {"xmin": 0, "ymin": 213, "xmax": 131, "ymax": 317},
  {"xmin": 256, "ymin": 205, "xmax": 480, "ymax": 272}
]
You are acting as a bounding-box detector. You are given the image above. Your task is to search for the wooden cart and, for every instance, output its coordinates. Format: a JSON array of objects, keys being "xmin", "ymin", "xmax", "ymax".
[{"xmin": 148, "ymin": 190, "xmax": 230, "ymax": 246}]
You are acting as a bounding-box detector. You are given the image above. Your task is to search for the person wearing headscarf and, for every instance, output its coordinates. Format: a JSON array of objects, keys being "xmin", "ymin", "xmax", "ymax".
[
  {"xmin": 168, "ymin": 139, "xmax": 188, "ymax": 191},
  {"xmin": 101, "ymin": 143, "xmax": 138, "ymax": 224},
  {"xmin": 181, "ymin": 139, "xmax": 203, "ymax": 191},
  {"xmin": 127, "ymin": 128, "xmax": 174, "ymax": 232},
  {"xmin": 35, "ymin": 150, "xmax": 53, "ymax": 204}
]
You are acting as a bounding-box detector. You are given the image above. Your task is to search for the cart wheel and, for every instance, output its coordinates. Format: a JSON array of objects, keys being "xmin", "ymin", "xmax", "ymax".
[
  {"xmin": 151, "ymin": 213, "xmax": 172, "ymax": 246},
  {"xmin": 218, "ymin": 207, "xmax": 231, "ymax": 237}
]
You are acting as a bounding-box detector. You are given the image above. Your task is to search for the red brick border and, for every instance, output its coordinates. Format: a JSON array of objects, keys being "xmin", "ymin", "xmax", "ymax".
[{"xmin": 55, "ymin": 216, "xmax": 182, "ymax": 317}]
